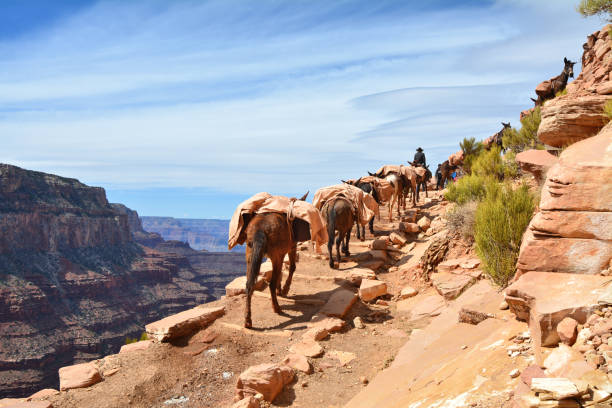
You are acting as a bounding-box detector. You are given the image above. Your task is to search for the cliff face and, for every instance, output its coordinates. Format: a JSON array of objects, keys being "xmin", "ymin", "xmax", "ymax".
[
  {"xmin": 110, "ymin": 203, "xmax": 164, "ymax": 247},
  {"xmin": 141, "ymin": 216, "xmax": 241, "ymax": 252},
  {"xmin": 0, "ymin": 165, "xmax": 235, "ymax": 397},
  {"xmin": 538, "ymin": 25, "xmax": 612, "ymax": 147}
]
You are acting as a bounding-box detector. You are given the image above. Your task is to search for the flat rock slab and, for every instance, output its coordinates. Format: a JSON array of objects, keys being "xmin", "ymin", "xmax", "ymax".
[
  {"xmin": 319, "ymin": 288, "xmax": 358, "ymax": 318},
  {"xmin": 289, "ymin": 340, "xmax": 324, "ymax": 358},
  {"xmin": 506, "ymin": 272, "xmax": 609, "ymax": 360},
  {"xmin": 119, "ymin": 340, "xmax": 153, "ymax": 354},
  {"xmin": 282, "ymin": 353, "xmax": 312, "ymax": 374},
  {"xmin": 146, "ymin": 305, "xmax": 225, "ymax": 342},
  {"xmin": 358, "ymin": 279, "xmax": 387, "ymax": 302},
  {"xmin": 235, "ymin": 363, "xmax": 295, "ymax": 402},
  {"xmin": 2, "ymin": 402, "xmax": 53, "ymax": 408},
  {"xmin": 531, "ymin": 377, "xmax": 579, "ymax": 400},
  {"xmin": 437, "ymin": 258, "xmax": 464, "ymax": 273},
  {"xmin": 397, "ymin": 294, "xmax": 446, "ymax": 319},
  {"xmin": 308, "ymin": 314, "xmax": 346, "ymax": 332},
  {"xmin": 346, "ymin": 268, "xmax": 376, "ymax": 286},
  {"xmin": 59, "ymin": 362, "xmax": 102, "ymax": 391},
  {"xmin": 328, "ymin": 350, "xmax": 356, "ymax": 366},
  {"xmin": 432, "ymin": 273, "xmax": 476, "ymax": 300}
]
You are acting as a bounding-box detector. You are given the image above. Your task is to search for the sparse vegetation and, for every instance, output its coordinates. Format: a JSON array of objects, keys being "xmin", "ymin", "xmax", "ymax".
[
  {"xmin": 577, "ymin": 0, "xmax": 612, "ymax": 20},
  {"xmin": 459, "ymin": 137, "xmax": 483, "ymax": 175},
  {"xmin": 604, "ymin": 98, "xmax": 612, "ymax": 120},
  {"xmin": 474, "ymin": 183, "xmax": 535, "ymax": 287},
  {"xmin": 445, "ymin": 201, "xmax": 478, "ymax": 240},
  {"xmin": 125, "ymin": 332, "xmax": 148, "ymax": 344},
  {"xmin": 555, "ymin": 88, "xmax": 568, "ymax": 97},
  {"xmin": 444, "ymin": 174, "xmax": 488, "ymax": 205},
  {"xmin": 503, "ymin": 107, "xmax": 543, "ymax": 153}
]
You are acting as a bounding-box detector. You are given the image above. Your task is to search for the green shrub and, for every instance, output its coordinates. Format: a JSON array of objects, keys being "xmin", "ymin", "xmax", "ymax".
[
  {"xmin": 139, "ymin": 332, "xmax": 148, "ymax": 341},
  {"xmin": 125, "ymin": 332, "xmax": 148, "ymax": 344},
  {"xmin": 474, "ymin": 183, "xmax": 535, "ymax": 287},
  {"xmin": 444, "ymin": 174, "xmax": 488, "ymax": 205},
  {"xmin": 502, "ymin": 151, "xmax": 520, "ymax": 179},
  {"xmin": 555, "ymin": 88, "xmax": 568, "ymax": 97},
  {"xmin": 472, "ymin": 146, "xmax": 505, "ymax": 179},
  {"xmin": 604, "ymin": 98, "xmax": 612, "ymax": 120},
  {"xmin": 503, "ymin": 108, "xmax": 543, "ymax": 153},
  {"xmin": 459, "ymin": 137, "xmax": 483, "ymax": 175}
]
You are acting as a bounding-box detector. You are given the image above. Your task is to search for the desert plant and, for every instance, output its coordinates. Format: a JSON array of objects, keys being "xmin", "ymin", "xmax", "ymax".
[
  {"xmin": 459, "ymin": 137, "xmax": 483, "ymax": 174},
  {"xmin": 472, "ymin": 146, "xmax": 505, "ymax": 179},
  {"xmin": 445, "ymin": 201, "xmax": 478, "ymax": 240},
  {"xmin": 577, "ymin": 0, "xmax": 612, "ymax": 20},
  {"xmin": 604, "ymin": 98, "xmax": 612, "ymax": 120},
  {"xmin": 474, "ymin": 183, "xmax": 535, "ymax": 287},
  {"xmin": 503, "ymin": 108, "xmax": 543, "ymax": 153},
  {"xmin": 555, "ymin": 88, "xmax": 568, "ymax": 97},
  {"xmin": 444, "ymin": 174, "xmax": 488, "ymax": 205}
]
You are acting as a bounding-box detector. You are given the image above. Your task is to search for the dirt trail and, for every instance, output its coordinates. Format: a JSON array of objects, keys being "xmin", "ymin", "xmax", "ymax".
[{"xmin": 42, "ymin": 190, "xmax": 528, "ymax": 408}]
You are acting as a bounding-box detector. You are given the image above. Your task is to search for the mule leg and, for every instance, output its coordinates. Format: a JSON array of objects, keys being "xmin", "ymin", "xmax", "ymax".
[
  {"xmin": 369, "ymin": 217, "xmax": 375, "ymax": 235},
  {"xmin": 343, "ymin": 228, "xmax": 352, "ymax": 256},
  {"xmin": 335, "ymin": 233, "xmax": 342, "ymax": 265},
  {"xmin": 269, "ymin": 257, "xmax": 282, "ymax": 314},
  {"xmin": 355, "ymin": 220, "xmax": 361, "ymax": 240},
  {"xmin": 281, "ymin": 245, "xmax": 297, "ymax": 296}
]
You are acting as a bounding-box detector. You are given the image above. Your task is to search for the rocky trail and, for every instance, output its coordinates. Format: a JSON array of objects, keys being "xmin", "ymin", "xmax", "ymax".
[{"xmin": 5, "ymin": 191, "xmax": 536, "ymax": 408}]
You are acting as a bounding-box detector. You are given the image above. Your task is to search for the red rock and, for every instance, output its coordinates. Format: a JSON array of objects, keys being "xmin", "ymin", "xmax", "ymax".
[
  {"xmin": 557, "ymin": 317, "xmax": 578, "ymax": 346},
  {"xmin": 102, "ymin": 368, "xmax": 120, "ymax": 377},
  {"xmin": 417, "ymin": 216, "xmax": 431, "ymax": 232},
  {"xmin": 358, "ymin": 279, "xmax": 387, "ymax": 302},
  {"xmin": 289, "ymin": 340, "xmax": 324, "ymax": 358},
  {"xmin": 318, "ymin": 288, "xmax": 358, "ymax": 318},
  {"xmin": 119, "ymin": 340, "xmax": 153, "ymax": 354},
  {"xmin": 384, "ymin": 329, "xmax": 408, "ymax": 338},
  {"xmin": 346, "ymin": 268, "xmax": 376, "ymax": 286},
  {"xmin": 506, "ymin": 272, "xmax": 610, "ymax": 362},
  {"xmin": 402, "ymin": 210, "xmax": 418, "ymax": 223},
  {"xmin": 520, "ymin": 365, "xmax": 546, "ymax": 387},
  {"xmin": 369, "ymin": 238, "xmax": 388, "ymax": 250},
  {"xmin": 282, "ymin": 354, "xmax": 312, "ymax": 374},
  {"xmin": 432, "ymin": 273, "xmax": 476, "ymax": 300},
  {"xmin": 145, "ymin": 305, "xmax": 225, "ymax": 342},
  {"xmin": 459, "ymin": 259, "xmax": 480, "ymax": 270},
  {"xmin": 437, "ymin": 259, "xmax": 463, "ymax": 273},
  {"xmin": 397, "ymin": 294, "xmax": 446, "ymax": 319},
  {"xmin": 301, "ymin": 327, "xmax": 329, "ymax": 342},
  {"xmin": 543, "ymin": 344, "xmax": 591, "ymax": 379},
  {"xmin": 27, "ymin": 389, "xmax": 59, "ymax": 401},
  {"xmin": 516, "ymin": 127, "xmax": 612, "ymax": 278},
  {"xmin": 515, "ymin": 150, "xmax": 558, "ymax": 181},
  {"xmin": 232, "ymin": 397, "xmax": 260, "ymax": 408},
  {"xmin": 399, "ymin": 286, "xmax": 418, "ymax": 299},
  {"xmin": 1, "ymin": 402, "xmax": 53, "ymax": 408},
  {"xmin": 58, "ymin": 362, "xmax": 102, "ymax": 391},
  {"xmin": 235, "ymin": 363, "xmax": 294, "ymax": 402},
  {"xmin": 308, "ymin": 314, "xmax": 346, "ymax": 333},
  {"xmin": 389, "ymin": 232, "xmax": 407, "ymax": 246},
  {"xmin": 399, "ymin": 222, "xmax": 420, "ymax": 234}
]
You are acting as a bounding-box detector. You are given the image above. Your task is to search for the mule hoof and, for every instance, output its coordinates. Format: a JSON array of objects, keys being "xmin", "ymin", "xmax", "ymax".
[
  {"xmin": 244, "ymin": 320, "xmax": 252, "ymax": 329},
  {"xmin": 273, "ymin": 307, "xmax": 282, "ymax": 314}
]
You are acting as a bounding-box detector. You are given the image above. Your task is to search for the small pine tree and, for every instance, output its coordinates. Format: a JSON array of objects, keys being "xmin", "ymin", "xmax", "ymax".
[
  {"xmin": 577, "ymin": 0, "xmax": 612, "ymax": 20},
  {"xmin": 459, "ymin": 137, "xmax": 483, "ymax": 174},
  {"xmin": 502, "ymin": 108, "xmax": 543, "ymax": 153}
]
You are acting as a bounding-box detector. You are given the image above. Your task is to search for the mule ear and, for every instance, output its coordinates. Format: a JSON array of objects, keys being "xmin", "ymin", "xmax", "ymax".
[
  {"xmin": 564, "ymin": 57, "xmax": 568, "ymax": 63},
  {"xmin": 341, "ymin": 180, "xmax": 347, "ymax": 184},
  {"xmin": 530, "ymin": 97, "xmax": 537, "ymax": 103},
  {"xmin": 368, "ymin": 171, "xmax": 374, "ymax": 176},
  {"xmin": 356, "ymin": 176, "xmax": 362, "ymax": 184},
  {"xmin": 299, "ymin": 191, "xmax": 309, "ymax": 201}
]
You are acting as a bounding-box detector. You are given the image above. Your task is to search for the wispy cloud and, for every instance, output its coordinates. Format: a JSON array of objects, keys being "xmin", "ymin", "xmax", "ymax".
[{"xmin": 0, "ymin": 0, "xmax": 603, "ymax": 216}]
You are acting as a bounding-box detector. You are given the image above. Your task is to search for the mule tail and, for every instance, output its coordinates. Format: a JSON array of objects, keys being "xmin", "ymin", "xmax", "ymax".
[
  {"xmin": 247, "ymin": 230, "xmax": 267, "ymax": 290},
  {"xmin": 327, "ymin": 202, "xmax": 337, "ymax": 268}
]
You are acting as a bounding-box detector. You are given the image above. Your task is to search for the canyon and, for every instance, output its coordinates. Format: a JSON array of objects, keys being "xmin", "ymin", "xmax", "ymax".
[{"xmin": 0, "ymin": 165, "xmax": 244, "ymax": 397}]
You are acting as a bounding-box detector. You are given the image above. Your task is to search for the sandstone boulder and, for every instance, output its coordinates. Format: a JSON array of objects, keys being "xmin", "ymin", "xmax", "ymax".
[
  {"xmin": 346, "ymin": 268, "xmax": 376, "ymax": 286},
  {"xmin": 318, "ymin": 288, "xmax": 358, "ymax": 318},
  {"xmin": 517, "ymin": 126, "xmax": 612, "ymax": 277},
  {"xmin": 417, "ymin": 216, "xmax": 431, "ymax": 232},
  {"xmin": 232, "ymin": 396, "xmax": 260, "ymax": 408},
  {"xmin": 557, "ymin": 317, "xmax": 578, "ymax": 346},
  {"xmin": 370, "ymin": 238, "xmax": 388, "ymax": 250},
  {"xmin": 308, "ymin": 314, "xmax": 346, "ymax": 333},
  {"xmin": 399, "ymin": 286, "xmax": 418, "ymax": 299},
  {"xmin": 1, "ymin": 402, "xmax": 53, "ymax": 408},
  {"xmin": 358, "ymin": 279, "xmax": 387, "ymax": 302},
  {"xmin": 506, "ymin": 272, "xmax": 610, "ymax": 362},
  {"xmin": 145, "ymin": 305, "xmax": 225, "ymax": 342},
  {"xmin": 399, "ymin": 222, "xmax": 420, "ymax": 234},
  {"xmin": 515, "ymin": 149, "xmax": 558, "ymax": 181},
  {"xmin": 119, "ymin": 340, "xmax": 153, "ymax": 354},
  {"xmin": 289, "ymin": 340, "xmax": 324, "ymax": 358},
  {"xmin": 226, "ymin": 276, "xmax": 266, "ymax": 297},
  {"xmin": 389, "ymin": 232, "xmax": 407, "ymax": 246},
  {"xmin": 235, "ymin": 363, "xmax": 294, "ymax": 402},
  {"xmin": 282, "ymin": 354, "xmax": 312, "ymax": 374},
  {"xmin": 432, "ymin": 273, "xmax": 475, "ymax": 300},
  {"xmin": 58, "ymin": 362, "xmax": 102, "ymax": 391},
  {"xmin": 27, "ymin": 389, "xmax": 59, "ymax": 401}
]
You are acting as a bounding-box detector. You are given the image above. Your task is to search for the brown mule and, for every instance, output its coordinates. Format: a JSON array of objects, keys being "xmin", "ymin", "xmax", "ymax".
[
  {"xmin": 243, "ymin": 192, "xmax": 311, "ymax": 329},
  {"xmin": 322, "ymin": 197, "xmax": 354, "ymax": 268}
]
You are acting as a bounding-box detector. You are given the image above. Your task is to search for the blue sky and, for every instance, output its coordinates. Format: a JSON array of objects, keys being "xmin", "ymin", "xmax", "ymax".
[{"xmin": 0, "ymin": 0, "xmax": 603, "ymax": 218}]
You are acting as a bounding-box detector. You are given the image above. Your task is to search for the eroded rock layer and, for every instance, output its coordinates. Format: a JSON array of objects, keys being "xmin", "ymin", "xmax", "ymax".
[{"xmin": 0, "ymin": 164, "xmax": 243, "ymax": 397}]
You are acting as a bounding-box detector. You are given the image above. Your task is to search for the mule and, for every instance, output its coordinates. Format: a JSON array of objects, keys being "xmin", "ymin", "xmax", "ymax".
[
  {"xmin": 407, "ymin": 162, "xmax": 432, "ymax": 201},
  {"xmin": 368, "ymin": 170, "xmax": 411, "ymax": 221},
  {"xmin": 322, "ymin": 197, "xmax": 355, "ymax": 269},
  {"xmin": 342, "ymin": 178, "xmax": 380, "ymax": 240},
  {"xmin": 484, "ymin": 122, "xmax": 510, "ymax": 152},
  {"xmin": 532, "ymin": 57, "xmax": 576, "ymax": 106},
  {"xmin": 243, "ymin": 192, "xmax": 310, "ymax": 329},
  {"xmin": 438, "ymin": 160, "xmax": 457, "ymax": 188}
]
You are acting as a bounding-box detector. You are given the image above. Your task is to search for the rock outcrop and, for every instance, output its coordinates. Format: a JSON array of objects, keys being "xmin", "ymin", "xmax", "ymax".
[
  {"xmin": 0, "ymin": 164, "xmax": 242, "ymax": 397},
  {"xmin": 516, "ymin": 124, "xmax": 612, "ymax": 277},
  {"xmin": 110, "ymin": 203, "xmax": 163, "ymax": 247},
  {"xmin": 538, "ymin": 26, "xmax": 611, "ymax": 147},
  {"xmin": 515, "ymin": 149, "xmax": 559, "ymax": 181}
]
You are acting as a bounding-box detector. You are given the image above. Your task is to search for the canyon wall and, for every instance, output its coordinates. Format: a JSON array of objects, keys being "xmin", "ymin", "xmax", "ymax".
[
  {"xmin": 141, "ymin": 216, "xmax": 241, "ymax": 252},
  {"xmin": 0, "ymin": 164, "xmax": 244, "ymax": 397}
]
